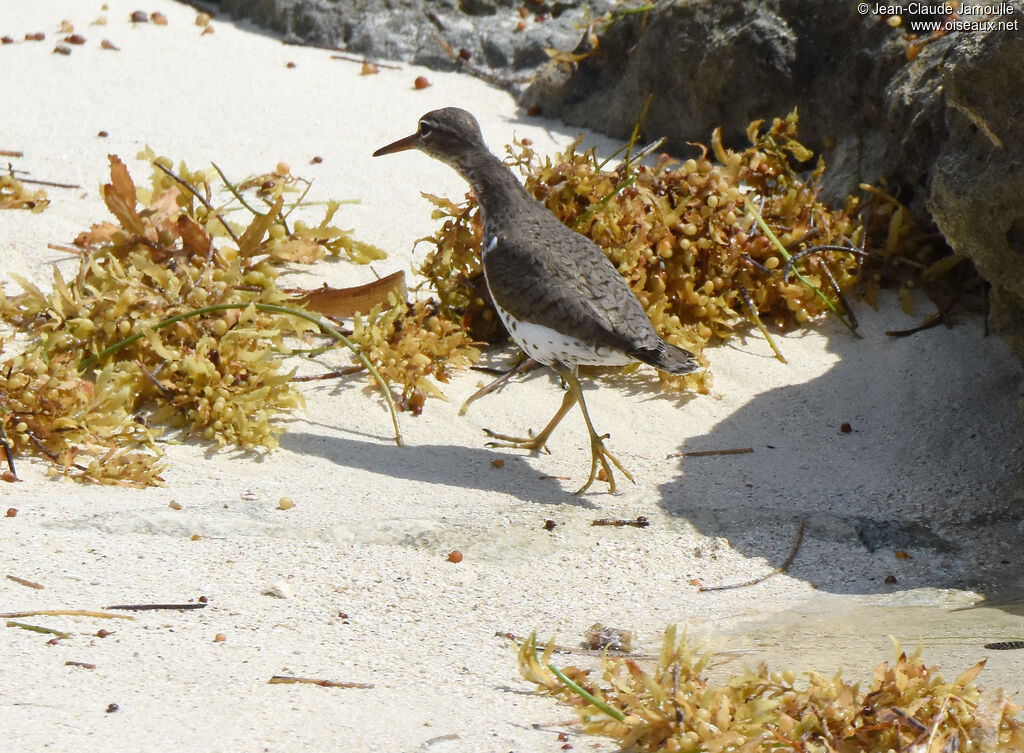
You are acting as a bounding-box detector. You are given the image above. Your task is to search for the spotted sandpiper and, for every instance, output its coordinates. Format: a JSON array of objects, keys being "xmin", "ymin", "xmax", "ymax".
[{"xmin": 374, "ymin": 107, "xmax": 697, "ymax": 493}]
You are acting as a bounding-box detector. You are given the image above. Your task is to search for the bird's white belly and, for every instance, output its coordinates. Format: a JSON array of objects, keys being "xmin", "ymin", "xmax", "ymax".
[
  {"xmin": 493, "ymin": 303, "xmax": 633, "ymax": 368},
  {"xmin": 481, "ymin": 232, "xmax": 632, "ymax": 367}
]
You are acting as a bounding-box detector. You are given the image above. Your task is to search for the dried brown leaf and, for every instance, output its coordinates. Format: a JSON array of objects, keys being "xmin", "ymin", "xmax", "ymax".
[
  {"xmin": 296, "ymin": 272, "xmax": 407, "ymax": 319},
  {"xmin": 74, "ymin": 221, "xmax": 120, "ymax": 247},
  {"xmin": 103, "ymin": 155, "xmax": 144, "ymax": 234},
  {"xmin": 954, "ymin": 659, "xmax": 986, "ymax": 687},
  {"xmin": 177, "ymin": 214, "xmax": 211, "ymax": 258}
]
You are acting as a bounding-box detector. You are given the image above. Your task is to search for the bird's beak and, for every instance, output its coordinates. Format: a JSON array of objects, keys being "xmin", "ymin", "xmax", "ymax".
[{"xmin": 372, "ymin": 132, "xmax": 421, "ymax": 157}]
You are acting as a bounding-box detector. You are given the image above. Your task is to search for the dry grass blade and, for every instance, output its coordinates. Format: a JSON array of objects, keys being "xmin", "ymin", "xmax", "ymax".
[
  {"xmin": 267, "ymin": 675, "xmax": 373, "ymax": 689},
  {"xmin": 6, "ymin": 574, "xmax": 44, "ymax": 589},
  {"xmin": 6, "ymin": 620, "xmax": 70, "ymax": 637},
  {"xmin": 0, "ymin": 609, "xmax": 135, "ymax": 620}
]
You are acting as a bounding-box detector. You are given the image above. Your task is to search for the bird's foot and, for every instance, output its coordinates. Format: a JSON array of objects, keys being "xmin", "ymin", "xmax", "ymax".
[
  {"xmin": 483, "ymin": 427, "xmax": 550, "ymax": 453},
  {"xmin": 578, "ymin": 433, "xmax": 634, "ymax": 495}
]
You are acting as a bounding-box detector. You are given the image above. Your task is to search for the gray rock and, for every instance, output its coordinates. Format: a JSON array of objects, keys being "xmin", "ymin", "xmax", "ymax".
[
  {"xmin": 212, "ymin": 0, "xmax": 617, "ymax": 81},
  {"xmin": 522, "ymin": 0, "xmax": 914, "ymax": 204},
  {"xmin": 929, "ymin": 29, "xmax": 1024, "ymax": 358}
]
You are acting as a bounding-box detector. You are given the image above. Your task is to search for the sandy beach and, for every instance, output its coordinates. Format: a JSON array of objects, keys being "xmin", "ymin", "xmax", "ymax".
[{"xmin": 2, "ymin": 2, "xmax": 1023, "ymax": 751}]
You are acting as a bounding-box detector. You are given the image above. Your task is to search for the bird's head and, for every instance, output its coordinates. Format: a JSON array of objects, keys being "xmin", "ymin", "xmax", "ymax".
[{"xmin": 373, "ymin": 107, "xmax": 488, "ymax": 172}]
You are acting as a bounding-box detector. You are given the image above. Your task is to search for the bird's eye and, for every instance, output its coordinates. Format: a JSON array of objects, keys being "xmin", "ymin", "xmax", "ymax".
[{"xmin": 418, "ymin": 120, "xmax": 433, "ymax": 137}]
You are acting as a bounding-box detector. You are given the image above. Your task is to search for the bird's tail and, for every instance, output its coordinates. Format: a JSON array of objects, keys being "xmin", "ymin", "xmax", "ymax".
[{"xmin": 634, "ymin": 340, "xmax": 698, "ymax": 375}]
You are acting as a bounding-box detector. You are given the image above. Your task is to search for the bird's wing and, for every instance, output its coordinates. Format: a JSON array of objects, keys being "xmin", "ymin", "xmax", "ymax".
[{"xmin": 485, "ymin": 211, "xmax": 661, "ymax": 354}]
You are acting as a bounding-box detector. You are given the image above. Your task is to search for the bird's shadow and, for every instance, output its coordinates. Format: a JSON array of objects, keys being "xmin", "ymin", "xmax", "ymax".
[{"xmin": 278, "ymin": 427, "xmax": 600, "ymax": 509}]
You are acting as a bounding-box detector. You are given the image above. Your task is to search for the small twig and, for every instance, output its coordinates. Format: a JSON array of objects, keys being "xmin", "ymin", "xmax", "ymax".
[
  {"xmin": 279, "ymin": 38, "xmax": 399, "ymax": 70},
  {"xmin": 0, "ymin": 150, "xmax": 24, "ymax": 158},
  {"xmin": 267, "ymin": 675, "xmax": 374, "ymax": 689},
  {"xmin": 65, "ymin": 661, "xmax": 97, "ymax": 669},
  {"xmin": 6, "ymin": 574, "xmax": 44, "ymax": 589},
  {"xmin": 0, "ymin": 609, "xmax": 134, "ymax": 620},
  {"xmin": 27, "ymin": 430, "xmax": 88, "ymax": 472},
  {"xmin": 46, "ymin": 242, "xmax": 85, "ymax": 255},
  {"xmin": 25, "ymin": 431, "xmax": 58, "ymax": 460},
  {"xmin": 422, "ymin": 734, "xmax": 461, "ymax": 747},
  {"xmin": 0, "ymin": 420, "xmax": 17, "ymax": 479},
  {"xmin": 291, "ymin": 365, "xmax": 365, "ymax": 382},
  {"xmin": 814, "ymin": 255, "xmax": 859, "ymax": 330},
  {"xmin": 784, "ymin": 227, "xmax": 823, "ymax": 250},
  {"xmin": 885, "ymin": 306, "xmax": 952, "ymax": 337},
  {"xmin": 699, "ymin": 519, "xmax": 805, "ymax": 592},
  {"xmin": 781, "ymin": 243, "xmax": 870, "ymax": 283},
  {"xmin": 668, "ymin": 447, "xmax": 753, "ymax": 458},
  {"xmin": 422, "ymin": 5, "xmax": 445, "ymax": 30},
  {"xmin": 6, "ymin": 620, "xmax": 70, "ymax": 637},
  {"xmin": 153, "ymin": 162, "xmax": 239, "ymax": 244},
  {"xmin": 136, "ymin": 360, "xmax": 176, "ymax": 401},
  {"xmin": 592, "ymin": 517, "xmax": 649, "ymax": 528},
  {"xmin": 105, "ymin": 602, "xmax": 206, "ymax": 611},
  {"xmin": 740, "ymin": 254, "xmax": 772, "ymax": 276},
  {"xmin": 530, "ymin": 720, "xmax": 582, "ymax": 730},
  {"xmin": 16, "ymin": 176, "xmax": 81, "ymax": 190},
  {"xmin": 328, "ymin": 53, "xmax": 401, "ymax": 69}
]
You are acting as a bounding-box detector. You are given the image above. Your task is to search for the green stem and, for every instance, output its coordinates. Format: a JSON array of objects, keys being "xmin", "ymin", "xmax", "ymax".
[
  {"xmin": 596, "ymin": 141, "xmax": 630, "ymax": 172},
  {"xmin": 578, "ymin": 94, "xmax": 651, "ymax": 227},
  {"xmin": 211, "ymin": 162, "xmax": 266, "ymax": 219},
  {"xmin": 622, "ymin": 93, "xmax": 653, "ymax": 172},
  {"xmin": 748, "ymin": 203, "xmax": 860, "ymax": 338},
  {"xmin": 6, "ymin": 620, "xmax": 70, "ymax": 637},
  {"xmin": 572, "ymin": 175, "xmax": 635, "ymax": 228},
  {"xmin": 78, "ymin": 302, "xmax": 403, "ymax": 446},
  {"xmin": 739, "ymin": 286, "xmax": 786, "ymax": 363},
  {"xmin": 280, "ymin": 178, "xmax": 313, "ymax": 225},
  {"xmin": 547, "ymin": 663, "xmax": 625, "ymax": 722}
]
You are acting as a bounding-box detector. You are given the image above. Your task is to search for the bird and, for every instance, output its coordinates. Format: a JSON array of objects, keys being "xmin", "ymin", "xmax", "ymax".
[{"xmin": 373, "ymin": 107, "xmax": 697, "ymax": 493}]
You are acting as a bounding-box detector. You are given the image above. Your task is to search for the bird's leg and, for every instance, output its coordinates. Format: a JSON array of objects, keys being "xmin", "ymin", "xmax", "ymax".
[
  {"xmin": 483, "ymin": 387, "xmax": 577, "ymax": 452},
  {"xmin": 554, "ymin": 365, "xmax": 634, "ymax": 495},
  {"xmin": 459, "ymin": 354, "xmax": 537, "ymax": 416}
]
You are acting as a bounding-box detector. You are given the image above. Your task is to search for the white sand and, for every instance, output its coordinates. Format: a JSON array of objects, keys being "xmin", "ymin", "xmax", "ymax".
[{"xmin": 2, "ymin": 2, "xmax": 1022, "ymax": 751}]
